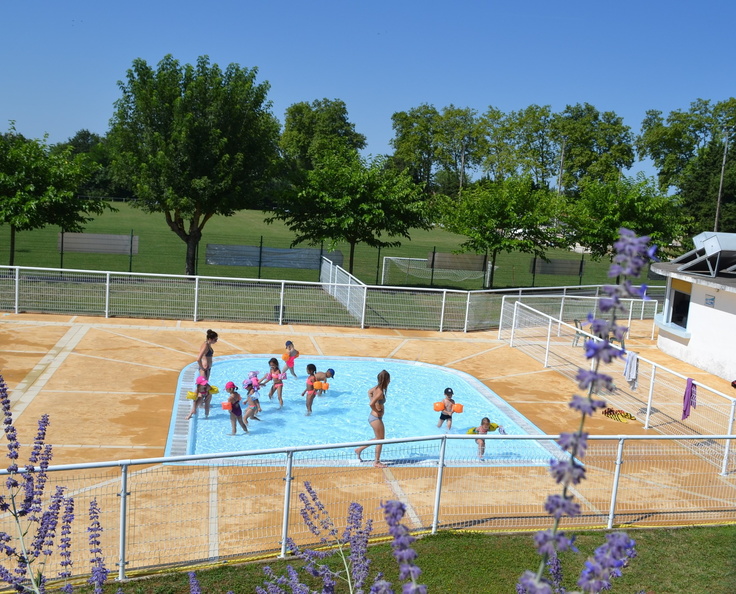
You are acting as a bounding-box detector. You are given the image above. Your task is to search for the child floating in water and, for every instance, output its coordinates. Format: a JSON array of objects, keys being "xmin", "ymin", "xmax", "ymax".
[
  {"xmin": 437, "ymin": 387, "xmax": 455, "ymax": 430},
  {"xmin": 313, "ymin": 368, "xmax": 335, "ymax": 397},
  {"xmin": 224, "ymin": 381, "xmax": 248, "ymax": 435},
  {"xmin": 260, "ymin": 358, "xmax": 286, "ymax": 408},
  {"xmin": 282, "ymin": 341, "xmax": 299, "ymax": 378},
  {"xmin": 472, "ymin": 417, "xmax": 505, "ymax": 459}
]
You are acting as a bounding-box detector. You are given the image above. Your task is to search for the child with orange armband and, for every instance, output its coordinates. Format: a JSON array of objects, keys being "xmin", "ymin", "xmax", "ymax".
[
  {"xmin": 437, "ymin": 387, "xmax": 456, "ymax": 430},
  {"xmin": 313, "ymin": 368, "xmax": 335, "ymax": 397},
  {"xmin": 281, "ymin": 340, "xmax": 299, "ymax": 378}
]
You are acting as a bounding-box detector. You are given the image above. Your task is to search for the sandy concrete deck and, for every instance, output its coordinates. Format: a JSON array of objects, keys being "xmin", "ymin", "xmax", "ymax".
[{"xmin": 0, "ymin": 312, "xmax": 732, "ymax": 464}]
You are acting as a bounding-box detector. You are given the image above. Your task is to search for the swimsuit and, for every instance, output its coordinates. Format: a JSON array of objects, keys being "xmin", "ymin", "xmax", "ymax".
[
  {"xmin": 305, "ymin": 376, "xmax": 315, "ymax": 395},
  {"xmin": 231, "ymin": 402, "xmax": 242, "ymax": 417},
  {"xmin": 271, "ymin": 371, "xmax": 283, "ymax": 386},
  {"xmin": 368, "ymin": 413, "xmax": 382, "ymax": 423},
  {"xmin": 439, "ymin": 412, "xmax": 452, "ymax": 421}
]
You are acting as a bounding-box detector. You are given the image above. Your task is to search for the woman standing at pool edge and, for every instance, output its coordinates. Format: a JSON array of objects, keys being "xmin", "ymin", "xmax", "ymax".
[
  {"xmin": 355, "ymin": 370, "xmax": 390, "ymax": 468},
  {"xmin": 197, "ymin": 329, "xmax": 218, "ymax": 380}
]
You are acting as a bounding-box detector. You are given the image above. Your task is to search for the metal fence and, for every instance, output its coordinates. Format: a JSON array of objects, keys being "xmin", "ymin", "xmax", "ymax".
[
  {"xmin": 0, "ymin": 263, "xmax": 664, "ymax": 332},
  {"xmin": 500, "ymin": 300, "xmax": 736, "ymax": 473},
  {"xmin": 3, "ymin": 433, "xmax": 733, "ymax": 582}
]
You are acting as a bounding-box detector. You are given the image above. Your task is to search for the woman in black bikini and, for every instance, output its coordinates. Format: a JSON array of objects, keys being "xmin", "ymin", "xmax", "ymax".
[
  {"xmin": 355, "ymin": 370, "xmax": 390, "ymax": 468},
  {"xmin": 197, "ymin": 329, "xmax": 218, "ymax": 380}
]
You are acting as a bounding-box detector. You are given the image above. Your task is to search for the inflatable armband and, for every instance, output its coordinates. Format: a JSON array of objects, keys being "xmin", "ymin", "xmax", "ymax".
[
  {"xmin": 221, "ymin": 401, "xmax": 232, "ymax": 411},
  {"xmin": 321, "ymin": 382, "xmax": 329, "ymax": 390},
  {"xmin": 452, "ymin": 403, "xmax": 464, "ymax": 413},
  {"xmin": 433, "ymin": 401, "xmax": 444, "ymax": 411},
  {"xmin": 282, "ymin": 353, "xmax": 289, "ymax": 361},
  {"xmin": 466, "ymin": 427, "xmax": 477, "ymax": 434},
  {"xmin": 209, "ymin": 385, "xmax": 219, "ymax": 394},
  {"xmin": 313, "ymin": 381, "xmax": 323, "ymax": 390},
  {"xmin": 186, "ymin": 391, "xmax": 198, "ymax": 400}
]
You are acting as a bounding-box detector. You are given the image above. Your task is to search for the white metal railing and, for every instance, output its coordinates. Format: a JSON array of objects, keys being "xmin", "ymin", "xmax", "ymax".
[
  {"xmin": 0, "ymin": 264, "xmax": 663, "ymax": 333},
  {"xmin": 1, "ymin": 433, "xmax": 733, "ymax": 581},
  {"xmin": 502, "ymin": 301, "xmax": 736, "ymax": 474}
]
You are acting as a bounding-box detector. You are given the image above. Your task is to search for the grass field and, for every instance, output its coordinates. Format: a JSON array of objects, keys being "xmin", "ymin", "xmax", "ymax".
[
  {"xmin": 0, "ymin": 203, "xmax": 639, "ymax": 290},
  {"xmin": 76, "ymin": 525, "xmax": 735, "ymax": 593}
]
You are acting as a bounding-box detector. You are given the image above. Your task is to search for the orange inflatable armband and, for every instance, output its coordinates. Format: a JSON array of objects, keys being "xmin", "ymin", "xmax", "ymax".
[
  {"xmin": 313, "ymin": 381, "xmax": 323, "ymax": 390},
  {"xmin": 321, "ymin": 382, "xmax": 329, "ymax": 390},
  {"xmin": 281, "ymin": 353, "xmax": 289, "ymax": 361},
  {"xmin": 433, "ymin": 401, "xmax": 444, "ymax": 411},
  {"xmin": 221, "ymin": 401, "xmax": 232, "ymax": 411},
  {"xmin": 452, "ymin": 403, "xmax": 464, "ymax": 413}
]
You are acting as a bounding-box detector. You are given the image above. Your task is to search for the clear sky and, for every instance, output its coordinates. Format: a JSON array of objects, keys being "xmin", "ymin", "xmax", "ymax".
[{"xmin": 2, "ymin": 0, "xmax": 734, "ymax": 175}]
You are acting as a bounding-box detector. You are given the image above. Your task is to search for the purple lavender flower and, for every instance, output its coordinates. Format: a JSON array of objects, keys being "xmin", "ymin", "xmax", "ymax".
[
  {"xmin": 188, "ymin": 571, "xmax": 202, "ymax": 594},
  {"xmin": 382, "ymin": 500, "xmax": 426, "ymax": 594},
  {"xmin": 519, "ymin": 229, "xmax": 655, "ymax": 593},
  {"xmin": 87, "ymin": 499, "xmax": 108, "ymax": 594}
]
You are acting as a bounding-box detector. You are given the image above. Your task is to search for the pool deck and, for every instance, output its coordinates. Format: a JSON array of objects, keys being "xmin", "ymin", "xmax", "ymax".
[{"xmin": 0, "ymin": 312, "xmax": 732, "ymax": 465}]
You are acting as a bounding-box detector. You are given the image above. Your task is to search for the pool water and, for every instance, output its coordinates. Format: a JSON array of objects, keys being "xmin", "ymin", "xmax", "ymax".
[{"xmin": 167, "ymin": 356, "xmax": 557, "ymax": 466}]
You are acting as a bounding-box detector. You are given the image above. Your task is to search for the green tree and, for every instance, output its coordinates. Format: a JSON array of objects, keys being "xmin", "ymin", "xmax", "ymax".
[
  {"xmin": 434, "ymin": 105, "xmax": 482, "ymax": 193},
  {"xmin": 439, "ymin": 177, "xmax": 568, "ymax": 288},
  {"xmin": 389, "ymin": 103, "xmax": 440, "ymax": 194},
  {"xmin": 552, "ymin": 103, "xmax": 634, "ymax": 194},
  {"xmin": 280, "ymin": 98, "xmax": 366, "ymax": 173},
  {"xmin": 0, "ymin": 125, "xmax": 104, "ymax": 265},
  {"xmin": 53, "ymin": 130, "xmax": 133, "ymax": 200},
  {"xmin": 267, "ymin": 148, "xmax": 429, "ymax": 273},
  {"xmin": 477, "ymin": 105, "xmax": 517, "ymax": 183},
  {"xmin": 109, "ymin": 54, "xmax": 281, "ymax": 275},
  {"xmin": 571, "ymin": 175, "xmax": 688, "ymax": 260}
]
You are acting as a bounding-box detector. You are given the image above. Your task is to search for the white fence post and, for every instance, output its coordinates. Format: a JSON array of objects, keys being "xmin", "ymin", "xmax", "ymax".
[
  {"xmin": 193, "ymin": 277, "xmax": 200, "ymax": 322},
  {"xmin": 463, "ymin": 292, "xmax": 471, "ymax": 333},
  {"xmin": 105, "ymin": 272, "xmax": 111, "ymax": 318},
  {"xmin": 279, "ymin": 282, "xmax": 285, "ymax": 325},
  {"xmin": 543, "ymin": 317, "xmax": 552, "ymax": 368},
  {"xmin": 14, "ymin": 268, "xmax": 19, "ymax": 314},
  {"xmin": 117, "ymin": 464, "xmax": 129, "ymax": 581},
  {"xmin": 510, "ymin": 301, "xmax": 518, "ymax": 347},
  {"xmin": 439, "ymin": 291, "xmax": 447, "ymax": 332},
  {"xmin": 279, "ymin": 452, "xmax": 295, "ymax": 558},
  {"xmin": 721, "ymin": 400, "xmax": 736, "ymax": 476},
  {"xmin": 431, "ymin": 437, "xmax": 447, "ymax": 534},
  {"xmin": 361, "ymin": 286, "xmax": 368, "ymax": 329},
  {"xmin": 607, "ymin": 438, "xmax": 626, "ymax": 529},
  {"xmin": 644, "ymin": 364, "xmax": 657, "ymax": 429}
]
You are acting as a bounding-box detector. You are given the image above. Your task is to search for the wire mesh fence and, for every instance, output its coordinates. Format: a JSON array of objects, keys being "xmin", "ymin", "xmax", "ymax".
[
  {"xmin": 500, "ymin": 301, "xmax": 736, "ymax": 473},
  {"xmin": 3, "ymin": 434, "xmax": 733, "ymax": 581}
]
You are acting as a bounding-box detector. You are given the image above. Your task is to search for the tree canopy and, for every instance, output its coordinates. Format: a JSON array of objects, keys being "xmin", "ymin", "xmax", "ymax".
[
  {"xmin": 109, "ymin": 54, "xmax": 281, "ymax": 275},
  {"xmin": 267, "ymin": 148, "xmax": 430, "ymax": 273},
  {"xmin": 0, "ymin": 125, "xmax": 104, "ymax": 265},
  {"xmin": 438, "ymin": 177, "xmax": 568, "ymax": 287}
]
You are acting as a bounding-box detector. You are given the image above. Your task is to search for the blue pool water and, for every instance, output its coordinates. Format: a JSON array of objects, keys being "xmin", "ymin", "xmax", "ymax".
[{"xmin": 166, "ymin": 356, "xmax": 558, "ymax": 466}]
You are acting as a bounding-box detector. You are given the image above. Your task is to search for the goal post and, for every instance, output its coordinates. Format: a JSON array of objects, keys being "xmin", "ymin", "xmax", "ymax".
[{"xmin": 381, "ymin": 255, "xmax": 494, "ymax": 287}]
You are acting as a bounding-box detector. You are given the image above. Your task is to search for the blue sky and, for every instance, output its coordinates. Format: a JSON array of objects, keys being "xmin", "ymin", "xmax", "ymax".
[{"xmin": 2, "ymin": 0, "xmax": 735, "ymax": 176}]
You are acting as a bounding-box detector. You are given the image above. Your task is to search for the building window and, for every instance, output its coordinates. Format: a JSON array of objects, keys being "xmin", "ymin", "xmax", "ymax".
[{"xmin": 671, "ymin": 290, "xmax": 691, "ymax": 328}]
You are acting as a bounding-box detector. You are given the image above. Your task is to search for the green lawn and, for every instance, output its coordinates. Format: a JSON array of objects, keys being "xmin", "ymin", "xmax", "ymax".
[
  {"xmin": 79, "ymin": 525, "xmax": 735, "ymax": 593},
  {"xmin": 0, "ymin": 204, "xmax": 643, "ymax": 290}
]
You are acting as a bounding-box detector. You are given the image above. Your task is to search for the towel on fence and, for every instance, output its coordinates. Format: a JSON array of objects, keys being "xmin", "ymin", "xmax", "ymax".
[
  {"xmin": 623, "ymin": 352, "xmax": 639, "ymax": 390},
  {"xmin": 682, "ymin": 378, "xmax": 697, "ymax": 420}
]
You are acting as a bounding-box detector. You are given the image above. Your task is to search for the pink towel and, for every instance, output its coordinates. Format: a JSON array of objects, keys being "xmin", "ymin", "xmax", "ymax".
[{"xmin": 682, "ymin": 378, "xmax": 697, "ymax": 420}]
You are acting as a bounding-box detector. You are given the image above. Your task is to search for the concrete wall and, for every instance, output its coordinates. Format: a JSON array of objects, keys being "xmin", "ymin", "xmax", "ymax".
[{"xmin": 658, "ymin": 283, "xmax": 736, "ymax": 380}]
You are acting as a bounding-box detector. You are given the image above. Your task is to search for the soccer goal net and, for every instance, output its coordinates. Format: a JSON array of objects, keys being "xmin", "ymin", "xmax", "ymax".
[{"xmin": 381, "ymin": 256, "xmax": 494, "ymax": 286}]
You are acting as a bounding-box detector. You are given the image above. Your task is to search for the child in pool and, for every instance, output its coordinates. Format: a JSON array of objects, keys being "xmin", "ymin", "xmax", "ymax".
[
  {"xmin": 224, "ymin": 381, "xmax": 248, "ymax": 434},
  {"xmin": 243, "ymin": 371, "xmax": 263, "ymax": 413},
  {"xmin": 260, "ymin": 358, "xmax": 286, "ymax": 408},
  {"xmin": 282, "ymin": 341, "xmax": 299, "ymax": 378},
  {"xmin": 301, "ymin": 363, "xmax": 317, "ymax": 415},
  {"xmin": 437, "ymin": 387, "xmax": 455, "ymax": 430},
  {"xmin": 186, "ymin": 376, "xmax": 212, "ymax": 420},
  {"xmin": 474, "ymin": 417, "xmax": 505, "ymax": 459},
  {"xmin": 241, "ymin": 379, "xmax": 261, "ymax": 423},
  {"xmin": 313, "ymin": 368, "xmax": 335, "ymax": 397}
]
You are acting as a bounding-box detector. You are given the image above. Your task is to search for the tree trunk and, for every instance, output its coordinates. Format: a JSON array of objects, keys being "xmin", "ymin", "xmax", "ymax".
[
  {"xmin": 348, "ymin": 242, "xmax": 356, "ymax": 274},
  {"xmin": 185, "ymin": 234, "xmax": 200, "ymax": 276},
  {"xmin": 488, "ymin": 250, "xmax": 498, "ymax": 289},
  {"xmin": 9, "ymin": 225, "xmax": 16, "ymax": 267}
]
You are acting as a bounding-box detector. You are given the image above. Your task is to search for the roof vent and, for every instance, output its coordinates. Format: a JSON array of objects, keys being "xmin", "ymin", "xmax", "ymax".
[{"xmin": 671, "ymin": 232, "xmax": 736, "ymax": 277}]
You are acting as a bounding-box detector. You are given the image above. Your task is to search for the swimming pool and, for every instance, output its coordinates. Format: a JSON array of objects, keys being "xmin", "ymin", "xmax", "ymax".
[{"xmin": 165, "ymin": 356, "xmax": 559, "ymax": 466}]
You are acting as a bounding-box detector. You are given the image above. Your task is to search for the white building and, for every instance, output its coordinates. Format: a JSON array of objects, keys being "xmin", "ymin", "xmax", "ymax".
[{"xmin": 651, "ymin": 231, "xmax": 736, "ymax": 381}]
